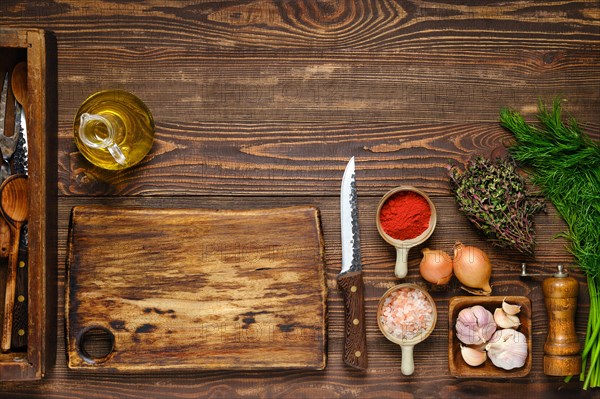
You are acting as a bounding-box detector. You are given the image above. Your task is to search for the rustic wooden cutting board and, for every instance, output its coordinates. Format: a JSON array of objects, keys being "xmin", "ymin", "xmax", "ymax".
[{"xmin": 66, "ymin": 206, "xmax": 327, "ymax": 371}]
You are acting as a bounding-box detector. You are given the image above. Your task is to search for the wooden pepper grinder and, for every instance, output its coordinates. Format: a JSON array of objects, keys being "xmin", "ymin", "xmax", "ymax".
[{"xmin": 542, "ymin": 265, "xmax": 581, "ymax": 376}]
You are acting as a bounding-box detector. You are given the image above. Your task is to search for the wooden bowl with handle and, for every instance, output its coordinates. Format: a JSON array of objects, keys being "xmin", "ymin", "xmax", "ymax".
[
  {"xmin": 376, "ymin": 187, "xmax": 437, "ymax": 278},
  {"xmin": 377, "ymin": 283, "xmax": 437, "ymax": 376}
]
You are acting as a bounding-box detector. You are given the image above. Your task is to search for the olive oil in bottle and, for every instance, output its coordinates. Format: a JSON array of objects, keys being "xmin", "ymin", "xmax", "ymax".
[{"xmin": 74, "ymin": 90, "xmax": 155, "ymax": 170}]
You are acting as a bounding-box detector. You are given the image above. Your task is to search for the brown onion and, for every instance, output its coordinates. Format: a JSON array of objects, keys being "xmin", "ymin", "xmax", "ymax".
[
  {"xmin": 453, "ymin": 242, "xmax": 492, "ymax": 295},
  {"xmin": 419, "ymin": 248, "xmax": 453, "ymax": 285}
]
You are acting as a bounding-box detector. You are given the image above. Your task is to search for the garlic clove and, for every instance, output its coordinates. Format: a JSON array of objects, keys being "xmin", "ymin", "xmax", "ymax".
[
  {"xmin": 485, "ymin": 328, "xmax": 528, "ymax": 370},
  {"xmin": 456, "ymin": 305, "xmax": 496, "ymax": 345},
  {"xmin": 460, "ymin": 344, "xmax": 487, "ymax": 367},
  {"xmin": 471, "ymin": 305, "xmax": 498, "ymax": 343},
  {"xmin": 502, "ymin": 298, "xmax": 521, "ymax": 315},
  {"xmin": 494, "ymin": 308, "xmax": 521, "ymax": 329}
]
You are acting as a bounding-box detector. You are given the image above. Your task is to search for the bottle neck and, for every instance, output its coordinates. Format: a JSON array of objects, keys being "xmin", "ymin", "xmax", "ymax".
[{"xmin": 79, "ymin": 113, "xmax": 127, "ymax": 166}]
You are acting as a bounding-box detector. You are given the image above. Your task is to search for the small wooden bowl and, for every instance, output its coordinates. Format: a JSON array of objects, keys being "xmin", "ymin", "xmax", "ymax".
[
  {"xmin": 376, "ymin": 187, "xmax": 437, "ymax": 278},
  {"xmin": 448, "ymin": 296, "xmax": 532, "ymax": 378},
  {"xmin": 377, "ymin": 284, "xmax": 438, "ymax": 375}
]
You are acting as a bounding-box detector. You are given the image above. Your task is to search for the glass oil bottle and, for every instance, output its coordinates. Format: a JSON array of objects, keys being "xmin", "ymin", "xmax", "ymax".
[{"xmin": 74, "ymin": 90, "xmax": 155, "ymax": 170}]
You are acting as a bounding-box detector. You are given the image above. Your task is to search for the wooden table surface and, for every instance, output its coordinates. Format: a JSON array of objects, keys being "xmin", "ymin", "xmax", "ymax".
[{"xmin": 1, "ymin": 1, "xmax": 599, "ymax": 398}]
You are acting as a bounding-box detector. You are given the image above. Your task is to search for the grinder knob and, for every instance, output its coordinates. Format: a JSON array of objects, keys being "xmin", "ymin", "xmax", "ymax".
[{"xmin": 542, "ymin": 265, "xmax": 581, "ymax": 376}]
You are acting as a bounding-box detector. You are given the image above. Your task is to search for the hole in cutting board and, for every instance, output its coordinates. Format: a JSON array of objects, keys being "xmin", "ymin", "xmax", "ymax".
[{"xmin": 77, "ymin": 326, "xmax": 115, "ymax": 363}]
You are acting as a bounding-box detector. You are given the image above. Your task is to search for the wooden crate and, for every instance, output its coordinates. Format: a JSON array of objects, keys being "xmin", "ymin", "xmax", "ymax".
[{"xmin": 0, "ymin": 28, "xmax": 57, "ymax": 381}]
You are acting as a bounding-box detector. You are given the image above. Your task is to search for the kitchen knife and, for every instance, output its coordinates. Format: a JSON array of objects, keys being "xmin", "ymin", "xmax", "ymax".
[
  {"xmin": 11, "ymin": 100, "xmax": 28, "ymax": 350},
  {"xmin": 337, "ymin": 156, "xmax": 368, "ymax": 369},
  {"xmin": 0, "ymin": 73, "xmax": 11, "ymax": 258},
  {"xmin": 13, "ymin": 102, "xmax": 28, "ymax": 176}
]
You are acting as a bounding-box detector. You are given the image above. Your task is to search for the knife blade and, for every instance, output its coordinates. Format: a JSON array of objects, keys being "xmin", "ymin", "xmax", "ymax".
[
  {"xmin": 337, "ymin": 156, "xmax": 368, "ymax": 369},
  {"xmin": 0, "ymin": 73, "xmax": 11, "ymax": 259},
  {"xmin": 13, "ymin": 102, "xmax": 28, "ymax": 176},
  {"xmin": 0, "ymin": 72, "xmax": 7, "ymax": 139}
]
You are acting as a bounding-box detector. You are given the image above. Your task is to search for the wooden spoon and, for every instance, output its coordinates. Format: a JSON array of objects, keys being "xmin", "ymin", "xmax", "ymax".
[
  {"xmin": 11, "ymin": 62, "xmax": 27, "ymax": 108},
  {"xmin": 0, "ymin": 219, "xmax": 10, "ymax": 258},
  {"xmin": 0, "ymin": 174, "xmax": 28, "ymax": 352},
  {"xmin": 8, "ymin": 62, "xmax": 29, "ymax": 349}
]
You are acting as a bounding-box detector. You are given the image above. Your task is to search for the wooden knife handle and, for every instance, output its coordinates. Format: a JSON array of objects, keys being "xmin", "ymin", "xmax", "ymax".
[
  {"xmin": 11, "ymin": 246, "xmax": 28, "ymax": 350},
  {"xmin": 1, "ymin": 223, "xmax": 20, "ymax": 352},
  {"xmin": 337, "ymin": 270, "xmax": 368, "ymax": 370}
]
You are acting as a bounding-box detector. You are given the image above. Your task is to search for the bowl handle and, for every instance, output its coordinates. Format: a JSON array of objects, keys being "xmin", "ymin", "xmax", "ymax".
[
  {"xmin": 400, "ymin": 344, "xmax": 415, "ymax": 375},
  {"xmin": 394, "ymin": 246, "xmax": 409, "ymax": 278}
]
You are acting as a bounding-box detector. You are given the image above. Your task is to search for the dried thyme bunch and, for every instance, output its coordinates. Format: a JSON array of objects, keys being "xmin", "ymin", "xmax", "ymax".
[{"xmin": 448, "ymin": 156, "xmax": 545, "ymax": 254}]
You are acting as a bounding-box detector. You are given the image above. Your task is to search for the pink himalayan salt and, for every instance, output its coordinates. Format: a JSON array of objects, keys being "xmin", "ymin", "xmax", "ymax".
[{"xmin": 380, "ymin": 287, "xmax": 434, "ymax": 341}]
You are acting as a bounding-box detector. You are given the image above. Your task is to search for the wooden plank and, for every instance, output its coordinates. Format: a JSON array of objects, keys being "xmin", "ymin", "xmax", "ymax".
[
  {"xmin": 53, "ymin": 48, "xmax": 600, "ymax": 125},
  {"xmin": 4, "ymin": 1, "xmax": 599, "ymax": 51},
  {"xmin": 26, "ymin": 27, "xmax": 59, "ymax": 381},
  {"xmin": 0, "ymin": 29, "xmax": 28, "ymax": 49},
  {"xmin": 58, "ymin": 122, "xmax": 600, "ymax": 196},
  {"xmin": 66, "ymin": 206, "xmax": 327, "ymax": 371},
  {"xmin": 56, "ymin": 195, "xmax": 585, "ymax": 279}
]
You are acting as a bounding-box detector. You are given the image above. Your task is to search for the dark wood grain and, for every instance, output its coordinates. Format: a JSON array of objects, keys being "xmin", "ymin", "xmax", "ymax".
[
  {"xmin": 53, "ymin": 49, "xmax": 600, "ymax": 124},
  {"xmin": 3, "ymin": 1, "xmax": 599, "ymax": 52},
  {"xmin": 57, "ymin": 121, "xmax": 600, "ymax": 197},
  {"xmin": 337, "ymin": 270, "xmax": 368, "ymax": 370},
  {"xmin": 1, "ymin": 0, "xmax": 599, "ymax": 396}
]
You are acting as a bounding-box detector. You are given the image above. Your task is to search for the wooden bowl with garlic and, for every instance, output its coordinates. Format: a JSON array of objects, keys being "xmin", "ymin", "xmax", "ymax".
[{"xmin": 448, "ymin": 296, "xmax": 532, "ymax": 378}]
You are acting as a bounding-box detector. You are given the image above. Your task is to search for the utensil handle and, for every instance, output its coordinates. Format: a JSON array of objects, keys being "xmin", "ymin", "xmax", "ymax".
[
  {"xmin": 11, "ymin": 246, "xmax": 27, "ymax": 350},
  {"xmin": 401, "ymin": 344, "xmax": 415, "ymax": 375},
  {"xmin": 394, "ymin": 246, "xmax": 409, "ymax": 278},
  {"xmin": 337, "ymin": 270, "xmax": 368, "ymax": 370},
  {"xmin": 0, "ymin": 218, "xmax": 10, "ymax": 258},
  {"xmin": 1, "ymin": 223, "xmax": 20, "ymax": 352}
]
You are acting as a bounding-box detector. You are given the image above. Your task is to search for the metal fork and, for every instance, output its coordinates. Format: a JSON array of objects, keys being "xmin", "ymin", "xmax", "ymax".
[{"xmin": 0, "ymin": 72, "xmax": 20, "ymax": 183}]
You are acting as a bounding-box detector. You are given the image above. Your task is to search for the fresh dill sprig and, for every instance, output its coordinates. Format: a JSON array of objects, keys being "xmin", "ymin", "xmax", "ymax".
[{"xmin": 500, "ymin": 99, "xmax": 600, "ymax": 389}]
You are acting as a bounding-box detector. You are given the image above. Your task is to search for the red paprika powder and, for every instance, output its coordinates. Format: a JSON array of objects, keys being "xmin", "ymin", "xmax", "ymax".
[{"xmin": 379, "ymin": 191, "xmax": 431, "ymax": 240}]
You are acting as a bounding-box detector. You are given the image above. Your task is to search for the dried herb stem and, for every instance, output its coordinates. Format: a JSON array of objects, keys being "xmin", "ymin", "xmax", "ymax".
[{"xmin": 448, "ymin": 156, "xmax": 544, "ymax": 254}]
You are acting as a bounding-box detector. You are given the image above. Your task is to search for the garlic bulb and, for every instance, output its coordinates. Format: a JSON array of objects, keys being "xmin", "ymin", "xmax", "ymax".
[
  {"xmin": 502, "ymin": 299, "xmax": 521, "ymax": 315},
  {"xmin": 455, "ymin": 305, "xmax": 496, "ymax": 345},
  {"xmin": 494, "ymin": 308, "xmax": 521, "ymax": 329},
  {"xmin": 460, "ymin": 345, "xmax": 487, "ymax": 367},
  {"xmin": 485, "ymin": 328, "xmax": 528, "ymax": 370}
]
